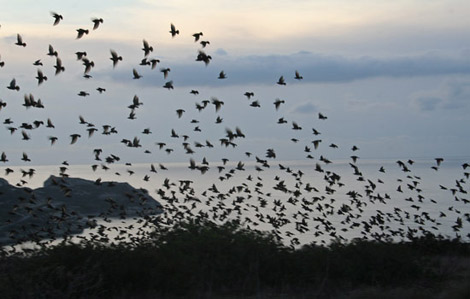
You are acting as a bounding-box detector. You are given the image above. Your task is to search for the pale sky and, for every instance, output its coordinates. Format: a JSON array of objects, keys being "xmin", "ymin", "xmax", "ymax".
[{"xmin": 1, "ymin": 0, "xmax": 470, "ymax": 166}]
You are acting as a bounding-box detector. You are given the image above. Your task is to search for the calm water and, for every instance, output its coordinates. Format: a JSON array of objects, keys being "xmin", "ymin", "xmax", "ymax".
[{"xmin": 2, "ymin": 157, "xmax": 469, "ymax": 246}]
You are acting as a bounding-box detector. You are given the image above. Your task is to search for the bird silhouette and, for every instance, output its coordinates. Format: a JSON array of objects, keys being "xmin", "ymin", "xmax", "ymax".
[
  {"xmin": 51, "ymin": 12, "xmax": 63, "ymax": 26},
  {"xmin": 193, "ymin": 32, "xmax": 203, "ymax": 42},
  {"xmin": 36, "ymin": 69, "xmax": 47, "ymax": 85},
  {"xmin": 7, "ymin": 79, "xmax": 20, "ymax": 91},
  {"xmin": 15, "ymin": 34, "xmax": 26, "ymax": 47},
  {"xmin": 110, "ymin": 50, "xmax": 123, "ymax": 67},
  {"xmin": 54, "ymin": 58, "xmax": 65, "ymax": 75},
  {"xmin": 160, "ymin": 68, "xmax": 171, "ymax": 79},
  {"xmin": 170, "ymin": 23, "xmax": 179, "ymax": 37},
  {"xmin": 277, "ymin": 76, "xmax": 286, "ymax": 85},
  {"xmin": 133, "ymin": 69, "xmax": 142, "ymax": 79},
  {"xmin": 218, "ymin": 71, "xmax": 226, "ymax": 79},
  {"xmin": 142, "ymin": 39, "xmax": 153, "ymax": 56},
  {"xmin": 47, "ymin": 44, "xmax": 58, "ymax": 56},
  {"xmin": 92, "ymin": 18, "xmax": 104, "ymax": 30},
  {"xmin": 76, "ymin": 28, "xmax": 89, "ymax": 39}
]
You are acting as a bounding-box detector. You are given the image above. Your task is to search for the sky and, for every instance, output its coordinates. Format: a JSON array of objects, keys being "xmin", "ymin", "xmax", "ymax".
[{"xmin": 1, "ymin": 0, "xmax": 470, "ymax": 166}]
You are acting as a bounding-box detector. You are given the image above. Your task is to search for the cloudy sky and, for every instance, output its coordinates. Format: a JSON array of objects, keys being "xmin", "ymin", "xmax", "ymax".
[{"xmin": 1, "ymin": 0, "xmax": 469, "ymax": 166}]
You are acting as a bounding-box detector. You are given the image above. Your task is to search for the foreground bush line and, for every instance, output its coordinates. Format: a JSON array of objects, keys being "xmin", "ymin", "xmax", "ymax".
[{"xmin": 0, "ymin": 220, "xmax": 469, "ymax": 298}]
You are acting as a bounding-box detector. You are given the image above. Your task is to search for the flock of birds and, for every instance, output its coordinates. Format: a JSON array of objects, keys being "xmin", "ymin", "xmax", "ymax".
[{"xmin": 0, "ymin": 12, "xmax": 469, "ymax": 250}]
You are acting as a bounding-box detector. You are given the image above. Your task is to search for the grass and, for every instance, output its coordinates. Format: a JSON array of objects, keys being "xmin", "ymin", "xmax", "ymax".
[{"xmin": 0, "ymin": 220, "xmax": 469, "ymax": 298}]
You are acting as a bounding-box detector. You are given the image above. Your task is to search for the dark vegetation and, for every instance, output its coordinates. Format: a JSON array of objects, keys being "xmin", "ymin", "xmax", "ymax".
[{"xmin": 1, "ymin": 220, "xmax": 469, "ymax": 298}]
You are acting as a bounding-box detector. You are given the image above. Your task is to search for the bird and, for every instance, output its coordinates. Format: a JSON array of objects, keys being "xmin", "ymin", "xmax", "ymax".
[
  {"xmin": 21, "ymin": 152, "xmax": 31, "ymax": 162},
  {"xmin": 48, "ymin": 136, "xmax": 58, "ymax": 145},
  {"xmin": 76, "ymin": 28, "xmax": 89, "ymax": 39},
  {"xmin": 160, "ymin": 68, "xmax": 171, "ymax": 79},
  {"xmin": 33, "ymin": 59, "xmax": 43, "ymax": 66},
  {"xmin": 82, "ymin": 58, "xmax": 95, "ymax": 73},
  {"xmin": 218, "ymin": 71, "xmax": 227, "ymax": 79},
  {"xmin": 54, "ymin": 57, "xmax": 65, "ymax": 75},
  {"xmin": 163, "ymin": 81, "xmax": 174, "ymax": 90},
  {"xmin": 149, "ymin": 58, "xmax": 160, "ymax": 69},
  {"xmin": 133, "ymin": 69, "xmax": 142, "ymax": 79},
  {"xmin": 15, "ymin": 34, "xmax": 26, "ymax": 47},
  {"xmin": 169, "ymin": 23, "xmax": 179, "ymax": 37},
  {"xmin": 46, "ymin": 118, "xmax": 55, "ymax": 128},
  {"xmin": 211, "ymin": 98, "xmax": 224, "ymax": 112},
  {"xmin": 193, "ymin": 32, "xmax": 203, "ymax": 42},
  {"xmin": 47, "ymin": 44, "xmax": 58, "ymax": 57},
  {"xmin": 274, "ymin": 99, "xmax": 285, "ymax": 110},
  {"xmin": 142, "ymin": 39, "xmax": 153, "ymax": 56},
  {"xmin": 294, "ymin": 70, "xmax": 303, "ymax": 80},
  {"xmin": 70, "ymin": 134, "xmax": 81, "ymax": 144},
  {"xmin": 0, "ymin": 152, "xmax": 8, "ymax": 163},
  {"xmin": 200, "ymin": 41, "xmax": 210, "ymax": 48},
  {"xmin": 196, "ymin": 50, "xmax": 212, "ymax": 65},
  {"xmin": 97, "ymin": 87, "xmax": 106, "ymax": 93},
  {"xmin": 277, "ymin": 76, "xmax": 286, "ymax": 85},
  {"xmin": 110, "ymin": 50, "xmax": 122, "ymax": 67},
  {"xmin": 92, "ymin": 18, "xmax": 104, "ymax": 30},
  {"xmin": 36, "ymin": 69, "xmax": 47, "ymax": 85},
  {"xmin": 51, "ymin": 12, "xmax": 63, "ymax": 26},
  {"xmin": 176, "ymin": 109, "xmax": 185, "ymax": 118},
  {"xmin": 7, "ymin": 79, "xmax": 20, "ymax": 91},
  {"xmin": 75, "ymin": 51, "xmax": 87, "ymax": 60}
]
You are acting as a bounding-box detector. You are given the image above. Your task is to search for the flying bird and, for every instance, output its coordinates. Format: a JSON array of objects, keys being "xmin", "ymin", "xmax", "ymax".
[
  {"xmin": 110, "ymin": 49, "xmax": 122, "ymax": 67},
  {"xmin": 36, "ymin": 69, "xmax": 47, "ymax": 85},
  {"xmin": 133, "ymin": 68, "xmax": 142, "ymax": 79},
  {"xmin": 277, "ymin": 76, "xmax": 286, "ymax": 85},
  {"xmin": 82, "ymin": 58, "xmax": 94, "ymax": 73},
  {"xmin": 70, "ymin": 134, "xmax": 81, "ymax": 144},
  {"xmin": 169, "ymin": 23, "xmax": 179, "ymax": 37},
  {"xmin": 21, "ymin": 152, "xmax": 31, "ymax": 162},
  {"xmin": 294, "ymin": 70, "xmax": 303, "ymax": 80},
  {"xmin": 76, "ymin": 28, "xmax": 89, "ymax": 39},
  {"xmin": 163, "ymin": 81, "xmax": 174, "ymax": 90},
  {"xmin": 15, "ymin": 34, "xmax": 26, "ymax": 47},
  {"xmin": 160, "ymin": 68, "xmax": 171, "ymax": 79},
  {"xmin": 7, "ymin": 79, "xmax": 20, "ymax": 91},
  {"xmin": 47, "ymin": 44, "xmax": 58, "ymax": 56},
  {"xmin": 142, "ymin": 39, "xmax": 153, "ymax": 56},
  {"xmin": 193, "ymin": 32, "xmax": 203, "ymax": 42},
  {"xmin": 0, "ymin": 152, "xmax": 8, "ymax": 163},
  {"xmin": 218, "ymin": 71, "xmax": 227, "ymax": 79},
  {"xmin": 149, "ymin": 58, "xmax": 160, "ymax": 69},
  {"xmin": 92, "ymin": 18, "xmax": 104, "ymax": 30},
  {"xmin": 75, "ymin": 51, "xmax": 87, "ymax": 60},
  {"xmin": 196, "ymin": 50, "xmax": 212, "ymax": 65},
  {"xmin": 274, "ymin": 98, "xmax": 285, "ymax": 110},
  {"xmin": 200, "ymin": 41, "xmax": 210, "ymax": 48},
  {"xmin": 54, "ymin": 57, "xmax": 65, "ymax": 75},
  {"xmin": 51, "ymin": 12, "xmax": 63, "ymax": 26}
]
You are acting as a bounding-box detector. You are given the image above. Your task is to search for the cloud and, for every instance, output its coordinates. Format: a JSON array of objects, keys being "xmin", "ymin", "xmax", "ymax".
[
  {"xmin": 94, "ymin": 50, "xmax": 470, "ymax": 88},
  {"xmin": 414, "ymin": 96, "xmax": 442, "ymax": 111},
  {"xmin": 215, "ymin": 48, "xmax": 228, "ymax": 56},
  {"xmin": 291, "ymin": 102, "xmax": 317, "ymax": 114},
  {"xmin": 413, "ymin": 79, "xmax": 470, "ymax": 112}
]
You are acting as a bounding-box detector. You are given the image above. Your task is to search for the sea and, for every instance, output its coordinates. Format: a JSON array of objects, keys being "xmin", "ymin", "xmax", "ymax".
[{"xmin": 1, "ymin": 157, "xmax": 469, "ymax": 247}]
